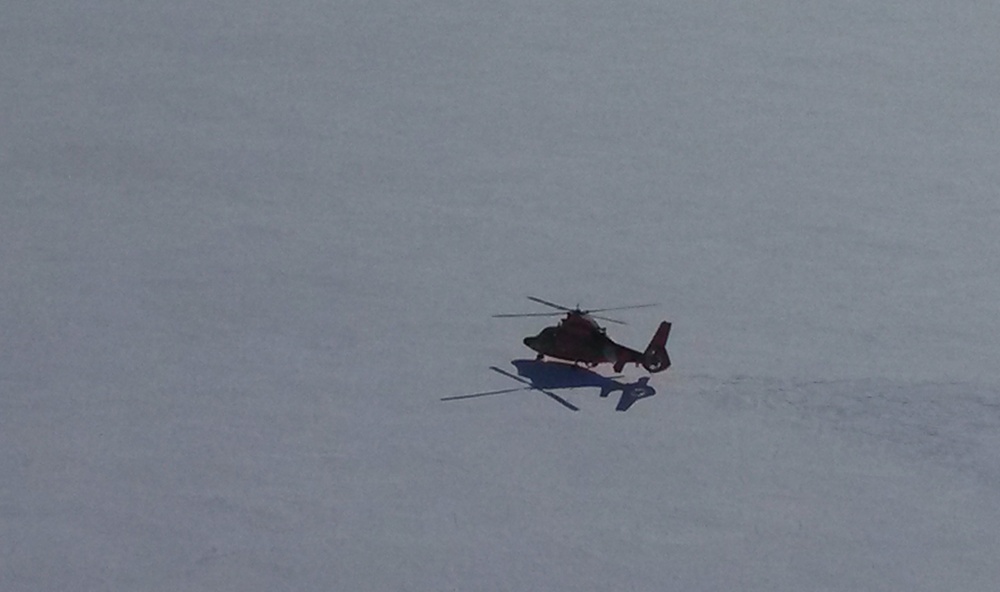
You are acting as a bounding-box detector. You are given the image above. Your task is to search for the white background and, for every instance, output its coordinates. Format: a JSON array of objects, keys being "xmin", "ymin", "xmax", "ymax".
[{"xmin": 4, "ymin": 1, "xmax": 1000, "ymax": 590}]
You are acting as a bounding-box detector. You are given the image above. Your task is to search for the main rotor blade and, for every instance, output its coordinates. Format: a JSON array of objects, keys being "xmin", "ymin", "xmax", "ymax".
[
  {"xmin": 591, "ymin": 314, "xmax": 627, "ymax": 325},
  {"xmin": 586, "ymin": 303, "xmax": 660, "ymax": 314},
  {"xmin": 526, "ymin": 296, "xmax": 575, "ymax": 312},
  {"xmin": 492, "ymin": 312, "xmax": 563, "ymax": 318}
]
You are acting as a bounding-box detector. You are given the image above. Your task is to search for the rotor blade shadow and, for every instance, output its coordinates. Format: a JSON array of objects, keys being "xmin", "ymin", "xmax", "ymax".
[
  {"xmin": 441, "ymin": 386, "xmax": 530, "ymax": 402},
  {"xmin": 489, "ymin": 366, "xmax": 580, "ymax": 411},
  {"xmin": 510, "ymin": 360, "xmax": 657, "ymax": 412},
  {"xmin": 445, "ymin": 360, "xmax": 655, "ymax": 412}
]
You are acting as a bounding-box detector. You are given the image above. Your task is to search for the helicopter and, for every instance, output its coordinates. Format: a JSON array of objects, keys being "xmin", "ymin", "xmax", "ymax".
[{"xmin": 493, "ymin": 297, "xmax": 672, "ymax": 373}]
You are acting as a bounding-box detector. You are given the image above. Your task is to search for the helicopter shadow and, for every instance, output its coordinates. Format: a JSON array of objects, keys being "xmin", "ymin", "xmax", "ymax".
[{"xmin": 442, "ymin": 359, "xmax": 657, "ymax": 412}]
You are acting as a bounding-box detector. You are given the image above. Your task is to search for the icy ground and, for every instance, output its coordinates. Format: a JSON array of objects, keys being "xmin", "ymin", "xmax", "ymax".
[{"xmin": 4, "ymin": 1, "xmax": 1000, "ymax": 590}]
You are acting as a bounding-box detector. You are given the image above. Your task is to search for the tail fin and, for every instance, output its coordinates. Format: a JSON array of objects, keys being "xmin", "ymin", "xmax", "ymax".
[{"xmin": 641, "ymin": 322, "xmax": 671, "ymax": 373}]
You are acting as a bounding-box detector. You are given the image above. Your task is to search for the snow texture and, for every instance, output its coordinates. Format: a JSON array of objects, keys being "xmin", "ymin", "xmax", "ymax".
[{"xmin": 4, "ymin": 1, "xmax": 1000, "ymax": 590}]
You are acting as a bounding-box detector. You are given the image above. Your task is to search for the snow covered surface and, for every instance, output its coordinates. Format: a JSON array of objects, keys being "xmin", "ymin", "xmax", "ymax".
[{"xmin": 4, "ymin": 1, "xmax": 1000, "ymax": 590}]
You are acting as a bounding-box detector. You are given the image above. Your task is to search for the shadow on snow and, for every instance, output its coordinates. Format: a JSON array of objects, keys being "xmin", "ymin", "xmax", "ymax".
[{"xmin": 442, "ymin": 359, "xmax": 657, "ymax": 412}]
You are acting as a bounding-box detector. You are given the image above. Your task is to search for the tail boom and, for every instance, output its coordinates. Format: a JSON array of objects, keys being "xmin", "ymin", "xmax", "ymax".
[{"xmin": 611, "ymin": 322, "xmax": 672, "ymax": 373}]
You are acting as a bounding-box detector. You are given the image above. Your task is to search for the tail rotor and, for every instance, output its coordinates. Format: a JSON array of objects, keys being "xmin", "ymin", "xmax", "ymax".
[{"xmin": 641, "ymin": 322, "xmax": 672, "ymax": 373}]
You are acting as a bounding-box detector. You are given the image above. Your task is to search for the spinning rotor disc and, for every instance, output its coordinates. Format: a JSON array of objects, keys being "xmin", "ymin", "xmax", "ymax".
[{"xmin": 492, "ymin": 296, "xmax": 659, "ymax": 325}]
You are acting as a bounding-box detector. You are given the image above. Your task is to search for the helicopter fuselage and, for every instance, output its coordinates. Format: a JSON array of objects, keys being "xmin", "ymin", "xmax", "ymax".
[{"xmin": 522, "ymin": 312, "xmax": 670, "ymax": 373}]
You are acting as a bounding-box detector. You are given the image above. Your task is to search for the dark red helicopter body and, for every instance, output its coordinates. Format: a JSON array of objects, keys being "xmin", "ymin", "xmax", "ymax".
[{"xmin": 496, "ymin": 297, "xmax": 671, "ymax": 373}]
